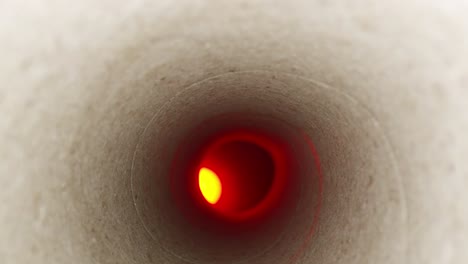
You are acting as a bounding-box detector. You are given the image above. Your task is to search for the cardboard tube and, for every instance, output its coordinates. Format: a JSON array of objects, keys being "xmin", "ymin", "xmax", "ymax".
[{"xmin": 0, "ymin": 1, "xmax": 467, "ymax": 264}]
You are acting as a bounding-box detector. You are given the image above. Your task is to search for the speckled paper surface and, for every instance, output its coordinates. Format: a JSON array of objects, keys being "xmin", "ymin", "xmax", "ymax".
[{"xmin": 0, "ymin": 1, "xmax": 467, "ymax": 264}]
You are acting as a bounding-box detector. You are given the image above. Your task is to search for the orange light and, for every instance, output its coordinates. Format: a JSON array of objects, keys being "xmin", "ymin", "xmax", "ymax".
[{"xmin": 198, "ymin": 167, "xmax": 222, "ymax": 204}]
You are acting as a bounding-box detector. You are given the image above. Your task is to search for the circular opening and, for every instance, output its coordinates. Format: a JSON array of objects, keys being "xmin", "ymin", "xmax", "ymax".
[
  {"xmin": 130, "ymin": 71, "xmax": 405, "ymax": 264},
  {"xmin": 167, "ymin": 113, "xmax": 302, "ymax": 247},
  {"xmin": 197, "ymin": 137, "xmax": 276, "ymax": 217},
  {"xmin": 181, "ymin": 128, "xmax": 290, "ymax": 223}
]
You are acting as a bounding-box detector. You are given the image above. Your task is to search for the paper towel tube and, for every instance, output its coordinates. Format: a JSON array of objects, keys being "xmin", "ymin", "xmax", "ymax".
[{"xmin": 0, "ymin": 1, "xmax": 467, "ymax": 264}]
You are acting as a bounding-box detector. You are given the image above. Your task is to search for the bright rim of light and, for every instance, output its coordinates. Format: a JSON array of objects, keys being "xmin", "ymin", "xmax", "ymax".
[{"xmin": 198, "ymin": 167, "xmax": 222, "ymax": 205}]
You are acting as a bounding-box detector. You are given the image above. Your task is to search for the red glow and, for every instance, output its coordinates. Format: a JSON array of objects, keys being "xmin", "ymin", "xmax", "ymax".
[
  {"xmin": 194, "ymin": 130, "xmax": 287, "ymax": 222},
  {"xmin": 169, "ymin": 113, "xmax": 323, "ymax": 263}
]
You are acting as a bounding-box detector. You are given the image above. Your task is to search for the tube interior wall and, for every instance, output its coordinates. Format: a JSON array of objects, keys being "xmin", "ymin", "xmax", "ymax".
[{"xmin": 0, "ymin": 1, "xmax": 467, "ymax": 264}]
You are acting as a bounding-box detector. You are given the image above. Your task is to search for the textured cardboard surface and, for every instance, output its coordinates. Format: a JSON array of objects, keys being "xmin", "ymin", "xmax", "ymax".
[{"xmin": 0, "ymin": 1, "xmax": 467, "ymax": 263}]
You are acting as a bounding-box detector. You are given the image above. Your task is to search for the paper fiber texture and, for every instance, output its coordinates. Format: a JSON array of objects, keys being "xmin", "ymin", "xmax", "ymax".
[{"xmin": 0, "ymin": 1, "xmax": 467, "ymax": 264}]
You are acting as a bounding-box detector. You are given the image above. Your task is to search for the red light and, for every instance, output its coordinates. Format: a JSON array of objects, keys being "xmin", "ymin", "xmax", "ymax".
[{"xmin": 195, "ymin": 130, "xmax": 286, "ymax": 221}]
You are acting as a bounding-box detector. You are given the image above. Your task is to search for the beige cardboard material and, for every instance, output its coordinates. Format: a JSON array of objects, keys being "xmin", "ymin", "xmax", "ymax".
[{"xmin": 0, "ymin": 1, "xmax": 467, "ymax": 263}]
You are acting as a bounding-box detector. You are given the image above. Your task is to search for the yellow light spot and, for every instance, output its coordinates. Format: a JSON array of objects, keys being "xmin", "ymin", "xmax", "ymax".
[{"xmin": 198, "ymin": 167, "xmax": 222, "ymax": 204}]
